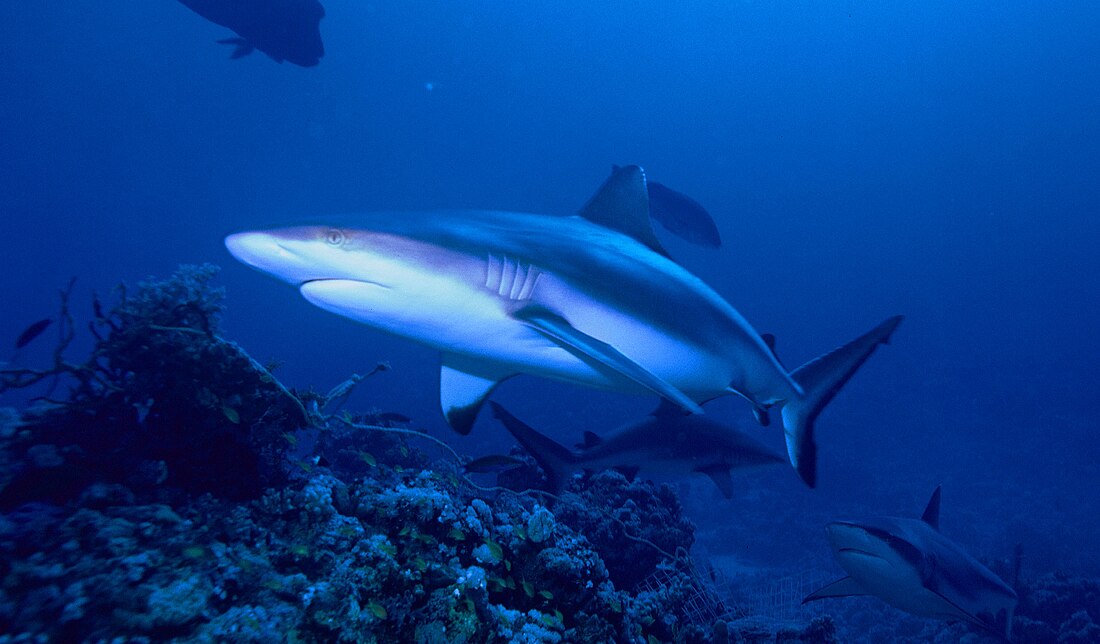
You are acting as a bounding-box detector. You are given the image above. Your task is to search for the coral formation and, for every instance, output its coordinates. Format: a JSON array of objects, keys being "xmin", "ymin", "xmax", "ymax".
[
  {"xmin": 0, "ymin": 266, "xmax": 304, "ymax": 507},
  {"xmin": 552, "ymin": 470, "xmax": 696, "ymax": 590},
  {"xmin": 9, "ymin": 266, "xmax": 1076, "ymax": 642}
]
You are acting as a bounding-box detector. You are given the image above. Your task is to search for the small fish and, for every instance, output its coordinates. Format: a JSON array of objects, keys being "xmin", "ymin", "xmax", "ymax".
[
  {"xmin": 323, "ymin": 373, "xmax": 364, "ymax": 411},
  {"xmin": 182, "ymin": 545, "xmax": 207, "ymax": 559},
  {"xmin": 483, "ymin": 538, "xmax": 504, "ymax": 561},
  {"xmin": 376, "ymin": 411, "xmax": 411, "ymax": 424},
  {"xmin": 221, "ymin": 405, "xmax": 240, "ymax": 424},
  {"xmin": 15, "ymin": 319, "xmax": 51, "ymax": 349},
  {"xmin": 463, "ymin": 454, "xmax": 524, "ymax": 474}
]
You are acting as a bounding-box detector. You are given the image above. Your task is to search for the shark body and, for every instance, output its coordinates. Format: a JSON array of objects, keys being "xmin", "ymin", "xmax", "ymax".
[
  {"xmin": 804, "ymin": 487, "xmax": 1018, "ymax": 639},
  {"xmin": 489, "ymin": 401, "xmax": 784, "ymax": 497},
  {"xmin": 225, "ymin": 166, "xmax": 901, "ymax": 485}
]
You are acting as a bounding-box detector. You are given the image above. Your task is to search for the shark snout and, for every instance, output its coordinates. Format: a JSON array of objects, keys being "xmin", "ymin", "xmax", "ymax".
[
  {"xmin": 225, "ymin": 230, "xmax": 321, "ymax": 285},
  {"xmin": 225, "ymin": 231, "xmax": 276, "ymax": 265},
  {"xmin": 825, "ymin": 521, "xmax": 872, "ymax": 551}
]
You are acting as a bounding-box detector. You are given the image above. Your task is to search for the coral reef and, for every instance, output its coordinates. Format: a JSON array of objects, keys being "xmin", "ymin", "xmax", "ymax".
[
  {"xmin": 791, "ymin": 568, "xmax": 1100, "ymax": 643},
  {"xmin": 6, "ymin": 266, "xmax": 1040, "ymax": 643},
  {"xmin": 552, "ymin": 470, "xmax": 696, "ymax": 590},
  {"xmin": 1013, "ymin": 572, "xmax": 1100, "ymax": 643},
  {"xmin": 0, "ymin": 266, "xmax": 304, "ymax": 506},
  {"xmin": 0, "ymin": 452, "xmax": 647, "ymax": 641}
]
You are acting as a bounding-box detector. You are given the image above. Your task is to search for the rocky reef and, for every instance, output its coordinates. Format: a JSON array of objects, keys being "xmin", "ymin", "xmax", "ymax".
[{"xmin": 0, "ymin": 267, "xmax": 837, "ymax": 643}]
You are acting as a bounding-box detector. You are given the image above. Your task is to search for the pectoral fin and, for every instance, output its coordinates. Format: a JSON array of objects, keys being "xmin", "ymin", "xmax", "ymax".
[
  {"xmin": 439, "ymin": 355, "xmax": 512, "ymax": 435},
  {"xmin": 512, "ymin": 304, "xmax": 702, "ymax": 414},
  {"xmin": 216, "ymin": 37, "xmax": 255, "ymax": 60},
  {"xmin": 802, "ymin": 576, "xmax": 866, "ymax": 603}
]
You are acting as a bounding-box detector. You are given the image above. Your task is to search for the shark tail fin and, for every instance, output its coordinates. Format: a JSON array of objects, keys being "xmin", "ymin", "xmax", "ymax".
[
  {"xmin": 489, "ymin": 402, "xmax": 576, "ymax": 494},
  {"xmin": 216, "ymin": 37, "xmax": 255, "ymax": 60},
  {"xmin": 780, "ymin": 315, "xmax": 903, "ymax": 487}
]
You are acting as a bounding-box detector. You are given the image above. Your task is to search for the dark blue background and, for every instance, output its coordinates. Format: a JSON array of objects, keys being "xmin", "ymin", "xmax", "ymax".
[{"xmin": 2, "ymin": 1, "xmax": 1098, "ymax": 579}]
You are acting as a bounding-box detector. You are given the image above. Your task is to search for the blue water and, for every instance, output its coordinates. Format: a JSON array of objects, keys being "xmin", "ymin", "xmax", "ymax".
[{"xmin": 2, "ymin": 1, "xmax": 1099, "ymax": 639}]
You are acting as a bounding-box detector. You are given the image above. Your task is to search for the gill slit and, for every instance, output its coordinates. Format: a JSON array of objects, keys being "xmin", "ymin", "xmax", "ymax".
[{"xmin": 485, "ymin": 253, "xmax": 541, "ymax": 301}]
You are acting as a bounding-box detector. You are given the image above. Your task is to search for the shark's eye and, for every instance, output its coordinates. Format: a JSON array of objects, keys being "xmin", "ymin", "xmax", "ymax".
[{"xmin": 325, "ymin": 229, "xmax": 346, "ymax": 246}]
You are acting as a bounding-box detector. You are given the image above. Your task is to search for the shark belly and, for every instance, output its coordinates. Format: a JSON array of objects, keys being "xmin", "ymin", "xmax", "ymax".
[
  {"xmin": 298, "ymin": 272, "xmax": 727, "ymax": 395},
  {"xmin": 297, "ymin": 252, "xmax": 734, "ymax": 396},
  {"xmin": 837, "ymin": 549, "xmax": 972, "ymax": 622}
]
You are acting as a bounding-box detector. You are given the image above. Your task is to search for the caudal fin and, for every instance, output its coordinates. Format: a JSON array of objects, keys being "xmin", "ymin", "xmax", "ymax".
[
  {"xmin": 488, "ymin": 402, "xmax": 577, "ymax": 494},
  {"xmin": 780, "ymin": 315, "xmax": 903, "ymax": 487}
]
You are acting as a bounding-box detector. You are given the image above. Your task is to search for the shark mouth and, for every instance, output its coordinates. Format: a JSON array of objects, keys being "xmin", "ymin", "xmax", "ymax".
[
  {"xmin": 836, "ymin": 548, "xmax": 888, "ymax": 561},
  {"xmin": 300, "ymin": 278, "xmax": 391, "ymax": 290}
]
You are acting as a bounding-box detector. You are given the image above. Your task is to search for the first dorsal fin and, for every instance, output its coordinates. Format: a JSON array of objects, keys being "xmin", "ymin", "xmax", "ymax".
[
  {"xmin": 580, "ymin": 431, "xmax": 603, "ymax": 448},
  {"xmin": 578, "ymin": 165, "xmax": 670, "ymax": 258},
  {"xmin": 921, "ymin": 485, "xmax": 942, "ymax": 529}
]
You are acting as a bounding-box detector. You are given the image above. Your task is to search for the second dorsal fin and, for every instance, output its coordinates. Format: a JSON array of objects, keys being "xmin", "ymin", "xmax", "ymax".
[{"xmin": 578, "ymin": 165, "xmax": 670, "ymax": 258}]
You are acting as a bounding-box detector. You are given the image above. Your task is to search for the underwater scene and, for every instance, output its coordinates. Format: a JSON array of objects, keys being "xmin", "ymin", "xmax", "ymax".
[{"xmin": 1, "ymin": 2, "xmax": 1098, "ymax": 642}]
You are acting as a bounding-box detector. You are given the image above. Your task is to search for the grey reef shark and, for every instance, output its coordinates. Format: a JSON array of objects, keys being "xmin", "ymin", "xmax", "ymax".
[
  {"xmin": 804, "ymin": 486, "xmax": 1018, "ymax": 640},
  {"xmin": 487, "ymin": 400, "xmax": 785, "ymax": 498},
  {"xmin": 225, "ymin": 165, "xmax": 902, "ymax": 486},
  {"xmin": 177, "ymin": 0, "xmax": 325, "ymax": 67}
]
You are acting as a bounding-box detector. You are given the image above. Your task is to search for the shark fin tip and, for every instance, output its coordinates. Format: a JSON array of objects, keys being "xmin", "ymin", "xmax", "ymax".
[{"xmin": 921, "ymin": 484, "xmax": 942, "ymax": 528}]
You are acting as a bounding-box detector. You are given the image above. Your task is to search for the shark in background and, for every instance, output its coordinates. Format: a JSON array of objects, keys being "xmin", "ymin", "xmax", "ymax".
[
  {"xmin": 487, "ymin": 400, "xmax": 785, "ymax": 498},
  {"xmin": 225, "ymin": 165, "xmax": 902, "ymax": 486},
  {"xmin": 804, "ymin": 486, "xmax": 1018, "ymax": 640},
  {"xmin": 176, "ymin": 0, "xmax": 325, "ymax": 67}
]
